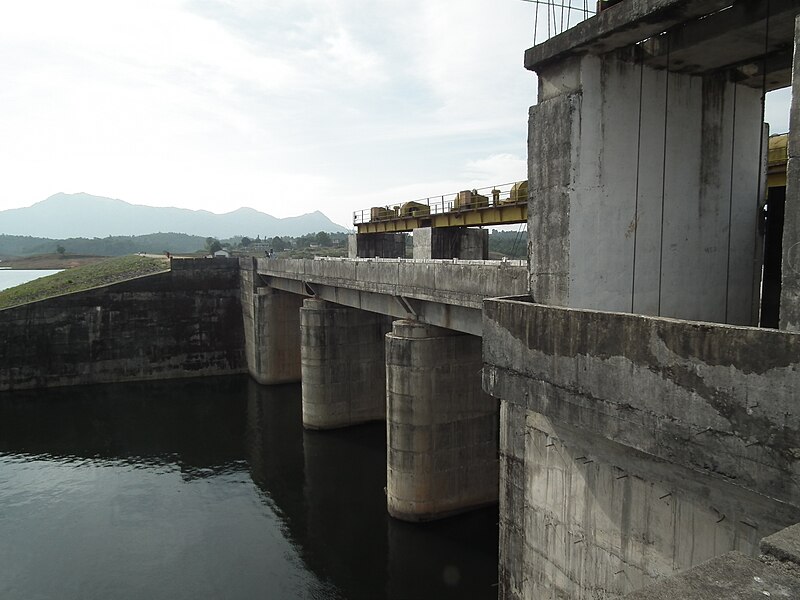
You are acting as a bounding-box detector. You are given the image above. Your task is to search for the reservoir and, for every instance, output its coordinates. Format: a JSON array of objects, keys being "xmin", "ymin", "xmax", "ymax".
[
  {"xmin": 0, "ymin": 376, "xmax": 498, "ymax": 600},
  {"xmin": 0, "ymin": 269, "xmax": 62, "ymax": 292}
]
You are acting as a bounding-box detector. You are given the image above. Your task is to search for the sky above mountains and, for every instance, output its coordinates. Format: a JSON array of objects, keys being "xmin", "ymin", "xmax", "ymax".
[{"xmin": 0, "ymin": 1, "xmax": 792, "ymax": 229}]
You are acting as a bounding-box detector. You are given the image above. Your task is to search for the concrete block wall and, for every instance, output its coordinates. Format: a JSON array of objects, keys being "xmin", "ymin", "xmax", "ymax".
[
  {"xmin": 483, "ymin": 297, "xmax": 800, "ymax": 598},
  {"xmin": 0, "ymin": 258, "xmax": 246, "ymax": 391},
  {"xmin": 529, "ymin": 54, "xmax": 763, "ymax": 324},
  {"xmin": 386, "ymin": 320, "xmax": 498, "ymax": 521},
  {"xmin": 240, "ymin": 258, "xmax": 303, "ymax": 385},
  {"xmin": 300, "ymin": 298, "xmax": 393, "ymax": 429}
]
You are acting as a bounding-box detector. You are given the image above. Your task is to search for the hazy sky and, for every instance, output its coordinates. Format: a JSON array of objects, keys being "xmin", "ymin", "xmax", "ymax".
[{"xmin": 0, "ymin": 0, "xmax": 791, "ymax": 229}]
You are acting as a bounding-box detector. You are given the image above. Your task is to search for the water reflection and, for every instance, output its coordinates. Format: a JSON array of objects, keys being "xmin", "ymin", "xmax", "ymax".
[{"xmin": 0, "ymin": 376, "xmax": 497, "ymax": 599}]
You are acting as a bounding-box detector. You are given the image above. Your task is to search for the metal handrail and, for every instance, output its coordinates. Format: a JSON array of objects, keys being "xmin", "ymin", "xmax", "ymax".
[{"xmin": 353, "ymin": 181, "xmax": 526, "ymax": 226}]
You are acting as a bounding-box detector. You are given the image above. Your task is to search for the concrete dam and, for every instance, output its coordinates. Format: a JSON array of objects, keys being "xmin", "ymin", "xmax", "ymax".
[{"xmin": 5, "ymin": 0, "xmax": 800, "ymax": 598}]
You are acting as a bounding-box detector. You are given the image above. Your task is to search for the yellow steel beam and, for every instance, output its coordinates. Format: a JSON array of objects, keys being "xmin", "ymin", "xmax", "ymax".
[
  {"xmin": 356, "ymin": 203, "xmax": 527, "ymax": 234},
  {"xmin": 356, "ymin": 136, "xmax": 790, "ymax": 235}
]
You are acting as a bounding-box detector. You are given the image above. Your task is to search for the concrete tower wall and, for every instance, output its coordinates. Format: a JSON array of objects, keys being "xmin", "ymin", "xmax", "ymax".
[{"xmin": 529, "ymin": 54, "xmax": 763, "ymax": 324}]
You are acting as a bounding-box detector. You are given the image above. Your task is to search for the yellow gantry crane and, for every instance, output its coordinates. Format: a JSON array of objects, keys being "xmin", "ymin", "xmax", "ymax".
[
  {"xmin": 354, "ymin": 136, "xmax": 789, "ymax": 235},
  {"xmin": 353, "ymin": 181, "xmax": 528, "ymax": 234}
]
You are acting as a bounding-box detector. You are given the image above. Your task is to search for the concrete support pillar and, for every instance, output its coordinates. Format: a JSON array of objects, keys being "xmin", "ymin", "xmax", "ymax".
[
  {"xmin": 348, "ymin": 233, "xmax": 407, "ymax": 258},
  {"xmin": 412, "ymin": 227, "xmax": 488, "ymax": 260},
  {"xmin": 529, "ymin": 54, "xmax": 763, "ymax": 324},
  {"xmin": 240, "ymin": 260, "xmax": 303, "ymax": 384},
  {"xmin": 385, "ymin": 320, "xmax": 498, "ymax": 521},
  {"xmin": 300, "ymin": 298, "xmax": 393, "ymax": 429},
  {"xmin": 780, "ymin": 16, "xmax": 800, "ymax": 331}
]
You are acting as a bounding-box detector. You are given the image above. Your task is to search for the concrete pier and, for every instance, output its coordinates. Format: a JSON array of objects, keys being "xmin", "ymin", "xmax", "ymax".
[
  {"xmin": 241, "ymin": 262, "xmax": 303, "ymax": 385},
  {"xmin": 412, "ymin": 227, "xmax": 488, "ymax": 260},
  {"xmin": 385, "ymin": 320, "xmax": 498, "ymax": 521},
  {"xmin": 348, "ymin": 233, "xmax": 407, "ymax": 258},
  {"xmin": 300, "ymin": 298, "xmax": 393, "ymax": 429}
]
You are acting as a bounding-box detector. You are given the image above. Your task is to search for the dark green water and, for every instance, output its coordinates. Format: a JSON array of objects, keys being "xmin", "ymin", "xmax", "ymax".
[{"xmin": 0, "ymin": 376, "xmax": 498, "ymax": 600}]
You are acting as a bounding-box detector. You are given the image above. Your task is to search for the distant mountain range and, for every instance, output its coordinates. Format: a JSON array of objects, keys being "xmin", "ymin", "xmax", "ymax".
[{"xmin": 0, "ymin": 193, "xmax": 348, "ymax": 238}]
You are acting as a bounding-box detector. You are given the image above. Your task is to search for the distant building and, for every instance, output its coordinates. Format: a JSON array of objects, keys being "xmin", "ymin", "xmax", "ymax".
[{"xmin": 213, "ymin": 250, "xmax": 230, "ymax": 258}]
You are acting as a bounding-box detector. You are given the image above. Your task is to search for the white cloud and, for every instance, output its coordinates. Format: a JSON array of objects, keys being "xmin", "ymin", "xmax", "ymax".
[{"xmin": 0, "ymin": 0, "xmax": 791, "ymax": 235}]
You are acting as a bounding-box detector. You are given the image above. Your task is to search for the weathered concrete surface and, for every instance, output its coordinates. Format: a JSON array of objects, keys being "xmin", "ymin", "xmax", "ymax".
[
  {"xmin": 497, "ymin": 401, "xmax": 797, "ymax": 599},
  {"xmin": 761, "ymin": 523, "xmax": 800, "ymax": 566},
  {"xmin": 483, "ymin": 297, "xmax": 800, "ymax": 598},
  {"xmin": 348, "ymin": 233, "xmax": 407, "ymax": 258},
  {"xmin": 240, "ymin": 258, "xmax": 303, "ymax": 385},
  {"xmin": 623, "ymin": 551, "xmax": 800, "ymax": 600},
  {"xmin": 780, "ymin": 16, "xmax": 800, "ymax": 332},
  {"xmin": 257, "ymin": 257, "xmax": 527, "ymax": 336},
  {"xmin": 529, "ymin": 54, "xmax": 762, "ymax": 324},
  {"xmin": 412, "ymin": 227, "xmax": 488, "ymax": 260},
  {"xmin": 484, "ymin": 297, "xmax": 800, "ymax": 507},
  {"xmin": 525, "ymin": 0, "xmax": 797, "ymax": 90},
  {"xmin": 0, "ymin": 258, "xmax": 246, "ymax": 391},
  {"xmin": 386, "ymin": 320, "xmax": 498, "ymax": 521},
  {"xmin": 526, "ymin": 0, "xmax": 732, "ymax": 68},
  {"xmin": 300, "ymin": 298, "xmax": 393, "ymax": 429},
  {"xmin": 626, "ymin": 522, "xmax": 800, "ymax": 599}
]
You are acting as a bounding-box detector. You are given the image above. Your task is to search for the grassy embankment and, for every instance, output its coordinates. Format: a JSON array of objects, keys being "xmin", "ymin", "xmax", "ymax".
[
  {"xmin": 0, "ymin": 255, "xmax": 170, "ymax": 310},
  {"xmin": 0, "ymin": 253, "xmax": 111, "ymax": 269}
]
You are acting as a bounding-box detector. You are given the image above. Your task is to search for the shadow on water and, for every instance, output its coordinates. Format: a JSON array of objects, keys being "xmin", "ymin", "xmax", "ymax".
[
  {"xmin": 0, "ymin": 375, "xmax": 498, "ymax": 600},
  {"xmin": 0, "ymin": 376, "xmax": 249, "ymax": 479}
]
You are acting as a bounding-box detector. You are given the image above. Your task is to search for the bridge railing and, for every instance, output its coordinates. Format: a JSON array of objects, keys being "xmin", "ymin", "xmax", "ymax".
[
  {"xmin": 353, "ymin": 181, "xmax": 524, "ymax": 226},
  {"xmin": 524, "ymin": 0, "xmax": 596, "ymax": 46}
]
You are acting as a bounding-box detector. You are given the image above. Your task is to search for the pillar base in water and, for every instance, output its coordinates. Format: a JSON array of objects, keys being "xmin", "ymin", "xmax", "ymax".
[{"xmin": 385, "ymin": 319, "xmax": 498, "ymax": 521}]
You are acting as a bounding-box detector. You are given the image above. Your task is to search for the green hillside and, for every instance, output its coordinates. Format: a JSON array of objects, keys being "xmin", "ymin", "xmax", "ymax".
[{"xmin": 0, "ymin": 255, "xmax": 169, "ymax": 310}]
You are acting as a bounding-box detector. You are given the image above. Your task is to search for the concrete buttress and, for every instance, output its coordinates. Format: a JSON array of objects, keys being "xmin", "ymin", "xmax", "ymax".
[
  {"xmin": 385, "ymin": 319, "xmax": 498, "ymax": 521},
  {"xmin": 300, "ymin": 298, "xmax": 393, "ymax": 429}
]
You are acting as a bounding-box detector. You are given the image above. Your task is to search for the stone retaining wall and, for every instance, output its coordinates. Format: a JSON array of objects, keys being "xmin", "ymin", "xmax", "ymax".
[{"xmin": 0, "ymin": 258, "xmax": 245, "ymax": 391}]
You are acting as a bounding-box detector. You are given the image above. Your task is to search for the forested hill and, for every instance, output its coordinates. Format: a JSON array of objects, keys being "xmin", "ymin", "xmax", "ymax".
[{"xmin": 0, "ymin": 233, "xmax": 207, "ymax": 257}]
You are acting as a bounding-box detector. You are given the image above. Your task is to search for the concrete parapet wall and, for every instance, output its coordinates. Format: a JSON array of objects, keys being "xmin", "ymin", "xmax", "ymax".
[
  {"xmin": 258, "ymin": 257, "xmax": 527, "ymax": 311},
  {"xmin": 483, "ymin": 297, "xmax": 800, "ymax": 504},
  {"xmin": 483, "ymin": 297, "xmax": 800, "ymax": 598},
  {"xmin": 300, "ymin": 298, "xmax": 392, "ymax": 429},
  {"xmin": 386, "ymin": 320, "xmax": 499, "ymax": 521},
  {"xmin": 0, "ymin": 258, "xmax": 245, "ymax": 391}
]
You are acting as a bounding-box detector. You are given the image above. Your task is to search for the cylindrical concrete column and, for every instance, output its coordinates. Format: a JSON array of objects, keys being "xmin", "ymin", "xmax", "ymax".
[
  {"xmin": 301, "ymin": 298, "xmax": 392, "ymax": 430},
  {"xmin": 386, "ymin": 320, "xmax": 499, "ymax": 521},
  {"xmin": 241, "ymin": 275, "xmax": 303, "ymax": 385}
]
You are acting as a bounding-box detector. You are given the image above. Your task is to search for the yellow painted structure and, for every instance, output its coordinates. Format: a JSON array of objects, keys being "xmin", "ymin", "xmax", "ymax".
[
  {"xmin": 355, "ymin": 144, "xmax": 789, "ymax": 235},
  {"xmin": 768, "ymin": 133, "xmax": 788, "ymax": 190},
  {"xmin": 354, "ymin": 181, "xmax": 528, "ymax": 234}
]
